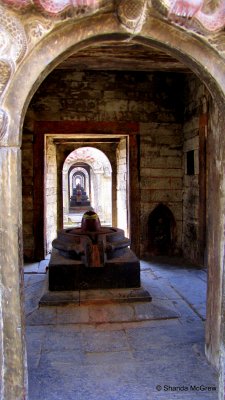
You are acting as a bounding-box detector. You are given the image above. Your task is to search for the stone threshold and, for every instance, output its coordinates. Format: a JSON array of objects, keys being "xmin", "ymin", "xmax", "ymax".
[{"xmin": 39, "ymin": 287, "xmax": 152, "ymax": 307}]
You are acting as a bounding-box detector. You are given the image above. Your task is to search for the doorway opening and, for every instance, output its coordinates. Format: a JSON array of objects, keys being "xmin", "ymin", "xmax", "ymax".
[
  {"xmin": 11, "ymin": 14, "xmax": 225, "ymax": 396},
  {"xmin": 44, "ymin": 134, "xmax": 129, "ymax": 256},
  {"xmin": 63, "ymin": 146, "xmax": 112, "ymax": 228}
]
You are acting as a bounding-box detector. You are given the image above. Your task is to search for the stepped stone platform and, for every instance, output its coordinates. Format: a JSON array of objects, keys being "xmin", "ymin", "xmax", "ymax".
[{"xmin": 48, "ymin": 248, "xmax": 141, "ymax": 291}]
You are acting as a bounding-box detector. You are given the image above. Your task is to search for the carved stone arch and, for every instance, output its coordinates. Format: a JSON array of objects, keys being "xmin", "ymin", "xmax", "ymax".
[
  {"xmin": 1, "ymin": 10, "xmax": 225, "ymax": 398},
  {"xmin": 2, "ymin": 13, "xmax": 225, "ymax": 146}
]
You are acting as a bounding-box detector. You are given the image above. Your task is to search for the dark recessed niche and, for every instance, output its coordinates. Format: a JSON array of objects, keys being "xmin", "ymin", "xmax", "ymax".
[{"xmin": 186, "ymin": 150, "xmax": 195, "ymax": 175}]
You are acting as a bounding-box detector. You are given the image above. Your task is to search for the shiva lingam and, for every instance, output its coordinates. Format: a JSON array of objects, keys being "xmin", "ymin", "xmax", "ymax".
[{"xmin": 48, "ymin": 211, "xmax": 141, "ymax": 291}]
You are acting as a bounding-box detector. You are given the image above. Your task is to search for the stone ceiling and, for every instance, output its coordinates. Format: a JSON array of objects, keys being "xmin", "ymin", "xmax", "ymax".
[{"xmin": 56, "ymin": 42, "xmax": 190, "ymax": 73}]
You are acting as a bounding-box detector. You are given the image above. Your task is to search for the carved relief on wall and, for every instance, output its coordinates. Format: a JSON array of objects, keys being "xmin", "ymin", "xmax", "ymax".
[
  {"xmin": 117, "ymin": 0, "xmax": 147, "ymax": 33},
  {"xmin": 25, "ymin": 18, "xmax": 53, "ymax": 44},
  {"xmin": 0, "ymin": 60, "xmax": 12, "ymax": 98},
  {"xmin": 1, "ymin": 0, "xmax": 99, "ymax": 18},
  {"xmin": 151, "ymin": 0, "xmax": 225, "ymax": 33},
  {"xmin": 0, "ymin": 4, "xmax": 27, "ymax": 98},
  {"xmin": 0, "ymin": 108, "xmax": 8, "ymax": 142},
  {"xmin": 0, "ymin": 6, "xmax": 28, "ymax": 143},
  {"xmin": 0, "ymin": 6, "xmax": 27, "ymax": 63}
]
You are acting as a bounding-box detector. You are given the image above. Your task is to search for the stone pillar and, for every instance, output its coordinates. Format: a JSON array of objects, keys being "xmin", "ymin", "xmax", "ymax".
[
  {"xmin": 117, "ymin": 138, "xmax": 128, "ymax": 236},
  {"xmin": 205, "ymin": 102, "xmax": 225, "ymax": 399},
  {"xmin": 0, "ymin": 147, "xmax": 27, "ymax": 399},
  {"xmin": 62, "ymin": 169, "xmax": 69, "ymax": 217},
  {"xmin": 94, "ymin": 171, "xmax": 103, "ymax": 218}
]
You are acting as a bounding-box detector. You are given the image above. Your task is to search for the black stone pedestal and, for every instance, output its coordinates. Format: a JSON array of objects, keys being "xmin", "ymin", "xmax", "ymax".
[{"xmin": 48, "ymin": 248, "xmax": 140, "ymax": 291}]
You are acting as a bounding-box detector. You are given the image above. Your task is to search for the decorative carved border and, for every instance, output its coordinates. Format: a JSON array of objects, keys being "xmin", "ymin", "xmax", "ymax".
[
  {"xmin": 117, "ymin": 0, "xmax": 147, "ymax": 34},
  {"xmin": 0, "ymin": 109, "xmax": 8, "ymax": 142}
]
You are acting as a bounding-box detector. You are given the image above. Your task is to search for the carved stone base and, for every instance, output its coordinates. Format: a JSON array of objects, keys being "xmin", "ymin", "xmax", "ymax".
[
  {"xmin": 39, "ymin": 284, "xmax": 151, "ymax": 306},
  {"xmin": 48, "ymin": 248, "xmax": 141, "ymax": 290}
]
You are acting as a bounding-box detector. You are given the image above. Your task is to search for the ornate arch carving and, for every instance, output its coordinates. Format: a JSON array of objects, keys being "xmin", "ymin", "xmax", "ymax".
[
  {"xmin": 151, "ymin": 0, "xmax": 225, "ymax": 34},
  {"xmin": 0, "ymin": 6, "xmax": 27, "ymax": 63},
  {"xmin": 117, "ymin": 0, "xmax": 148, "ymax": 33},
  {"xmin": 1, "ymin": 0, "xmax": 99, "ymax": 18},
  {"xmin": 0, "ymin": 108, "xmax": 8, "ymax": 142},
  {"xmin": 0, "ymin": 6, "xmax": 28, "ymax": 143}
]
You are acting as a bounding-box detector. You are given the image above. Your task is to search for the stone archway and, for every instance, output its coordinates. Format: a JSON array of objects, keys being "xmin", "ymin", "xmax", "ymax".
[
  {"xmin": 1, "ymin": 4, "xmax": 225, "ymax": 398},
  {"xmin": 62, "ymin": 146, "xmax": 112, "ymax": 228}
]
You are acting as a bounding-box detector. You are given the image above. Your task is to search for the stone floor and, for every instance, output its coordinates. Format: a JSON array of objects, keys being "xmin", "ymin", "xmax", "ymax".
[{"xmin": 24, "ymin": 257, "xmax": 220, "ymax": 400}]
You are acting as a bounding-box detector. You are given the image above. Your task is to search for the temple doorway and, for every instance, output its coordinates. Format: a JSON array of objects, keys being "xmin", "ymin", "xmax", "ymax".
[
  {"xmin": 3, "ymin": 2, "xmax": 225, "ymax": 396},
  {"xmin": 62, "ymin": 147, "xmax": 112, "ymax": 228},
  {"xmin": 43, "ymin": 135, "xmax": 129, "ymax": 256}
]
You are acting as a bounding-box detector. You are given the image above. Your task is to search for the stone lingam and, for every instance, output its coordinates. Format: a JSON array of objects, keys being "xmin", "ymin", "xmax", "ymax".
[{"xmin": 48, "ymin": 211, "xmax": 141, "ymax": 291}]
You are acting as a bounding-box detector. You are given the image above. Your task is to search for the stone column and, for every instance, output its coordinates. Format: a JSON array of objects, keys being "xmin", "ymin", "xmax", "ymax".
[
  {"xmin": 94, "ymin": 171, "xmax": 103, "ymax": 218},
  {"xmin": 205, "ymin": 103, "xmax": 225, "ymax": 399},
  {"xmin": 117, "ymin": 138, "xmax": 128, "ymax": 236},
  {"xmin": 62, "ymin": 169, "xmax": 69, "ymax": 218},
  {"xmin": 0, "ymin": 147, "xmax": 27, "ymax": 399}
]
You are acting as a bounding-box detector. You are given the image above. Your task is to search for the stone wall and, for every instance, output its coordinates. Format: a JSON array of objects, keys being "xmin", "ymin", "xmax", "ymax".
[
  {"xmin": 182, "ymin": 75, "xmax": 208, "ymax": 264},
  {"xmin": 139, "ymin": 121, "xmax": 183, "ymax": 256},
  {"xmin": 22, "ymin": 69, "xmax": 205, "ymax": 261}
]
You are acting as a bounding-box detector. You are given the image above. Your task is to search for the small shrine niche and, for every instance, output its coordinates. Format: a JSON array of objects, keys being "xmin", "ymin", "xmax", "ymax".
[{"xmin": 148, "ymin": 204, "xmax": 176, "ymax": 256}]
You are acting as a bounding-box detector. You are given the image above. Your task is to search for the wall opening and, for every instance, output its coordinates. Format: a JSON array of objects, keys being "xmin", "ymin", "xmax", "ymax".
[
  {"xmin": 62, "ymin": 146, "xmax": 112, "ymax": 228},
  {"xmin": 148, "ymin": 203, "xmax": 177, "ymax": 256},
  {"xmin": 186, "ymin": 150, "xmax": 195, "ymax": 175},
  {"xmin": 42, "ymin": 134, "xmax": 130, "ymax": 257},
  {"xmin": 15, "ymin": 21, "xmax": 225, "ymax": 390}
]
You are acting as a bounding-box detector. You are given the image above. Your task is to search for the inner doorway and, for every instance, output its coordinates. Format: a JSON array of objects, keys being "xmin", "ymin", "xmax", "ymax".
[
  {"xmin": 44, "ymin": 134, "xmax": 129, "ymax": 256},
  {"xmin": 62, "ymin": 146, "xmax": 112, "ymax": 228}
]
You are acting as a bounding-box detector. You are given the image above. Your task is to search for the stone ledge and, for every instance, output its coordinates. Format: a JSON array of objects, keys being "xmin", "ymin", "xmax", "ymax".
[{"xmin": 39, "ymin": 286, "xmax": 152, "ymax": 307}]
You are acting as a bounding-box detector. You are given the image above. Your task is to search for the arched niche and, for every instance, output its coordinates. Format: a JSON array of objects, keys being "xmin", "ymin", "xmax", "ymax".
[
  {"xmin": 148, "ymin": 204, "xmax": 177, "ymax": 256},
  {"xmin": 1, "ymin": 10, "xmax": 225, "ymax": 399}
]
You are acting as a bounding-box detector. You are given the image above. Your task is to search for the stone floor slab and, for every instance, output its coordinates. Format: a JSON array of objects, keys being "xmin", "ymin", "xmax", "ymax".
[
  {"xmin": 25, "ymin": 257, "xmax": 219, "ymax": 400},
  {"xmin": 82, "ymin": 330, "xmax": 130, "ymax": 353}
]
